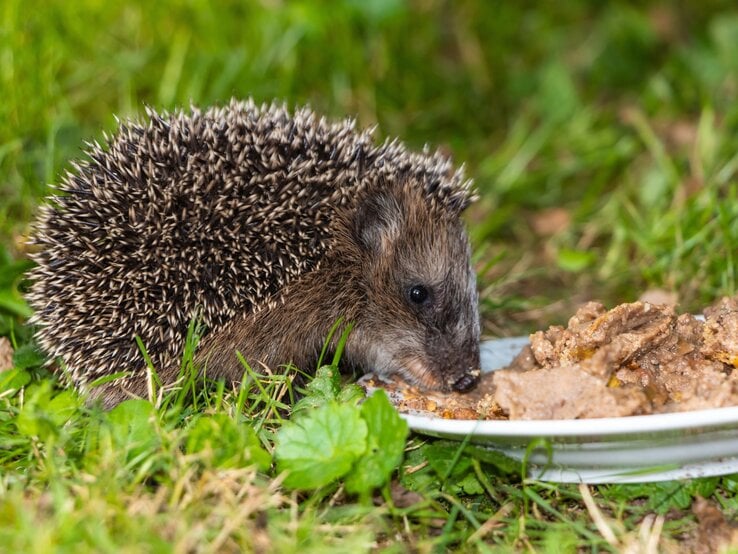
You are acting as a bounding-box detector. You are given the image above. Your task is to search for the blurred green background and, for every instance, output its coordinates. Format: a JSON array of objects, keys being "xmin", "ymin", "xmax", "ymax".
[{"xmin": 2, "ymin": 0, "xmax": 738, "ymax": 337}]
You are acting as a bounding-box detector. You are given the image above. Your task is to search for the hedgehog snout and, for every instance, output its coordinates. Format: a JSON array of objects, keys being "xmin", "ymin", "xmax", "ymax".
[
  {"xmin": 440, "ymin": 341, "xmax": 481, "ymax": 394},
  {"xmin": 356, "ymin": 323, "xmax": 481, "ymax": 393},
  {"xmin": 392, "ymin": 326, "xmax": 481, "ymax": 393},
  {"xmin": 423, "ymin": 325, "xmax": 480, "ymax": 395},
  {"xmin": 451, "ymin": 371, "xmax": 480, "ymax": 393}
]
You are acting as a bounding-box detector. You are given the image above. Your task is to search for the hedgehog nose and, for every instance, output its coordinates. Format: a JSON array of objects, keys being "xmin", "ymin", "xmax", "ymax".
[{"xmin": 451, "ymin": 371, "xmax": 479, "ymax": 393}]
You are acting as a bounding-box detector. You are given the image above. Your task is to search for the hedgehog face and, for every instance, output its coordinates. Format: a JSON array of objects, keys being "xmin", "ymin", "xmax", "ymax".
[{"xmin": 348, "ymin": 183, "xmax": 481, "ymax": 393}]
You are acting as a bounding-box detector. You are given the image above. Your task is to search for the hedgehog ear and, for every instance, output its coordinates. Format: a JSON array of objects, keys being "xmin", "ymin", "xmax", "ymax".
[{"xmin": 353, "ymin": 191, "xmax": 402, "ymax": 253}]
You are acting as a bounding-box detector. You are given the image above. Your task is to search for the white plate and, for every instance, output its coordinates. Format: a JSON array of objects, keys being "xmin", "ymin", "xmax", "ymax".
[{"xmin": 403, "ymin": 337, "xmax": 738, "ymax": 483}]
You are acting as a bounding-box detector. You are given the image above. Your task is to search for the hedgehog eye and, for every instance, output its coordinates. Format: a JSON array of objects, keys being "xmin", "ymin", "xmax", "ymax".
[{"xmin": 408, "ymin": 284, "xmax": 430, "ymax": 305}]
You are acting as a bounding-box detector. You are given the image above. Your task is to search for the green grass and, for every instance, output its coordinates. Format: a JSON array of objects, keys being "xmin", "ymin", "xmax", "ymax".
[{"xmin": 3, "ymin": 0, "xmax": 738, "ymax": 551}]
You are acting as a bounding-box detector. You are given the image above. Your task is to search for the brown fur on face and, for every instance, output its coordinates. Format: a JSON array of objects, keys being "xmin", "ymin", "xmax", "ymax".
[{"xmin": 341, "ymin": 179, "xmax": 481, "ymax": 391}]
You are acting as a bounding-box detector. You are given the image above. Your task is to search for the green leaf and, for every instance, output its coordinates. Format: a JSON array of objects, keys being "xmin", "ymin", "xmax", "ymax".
[
  {"xmin": 464, "ymin": 445, "xmax": 519, "ymax": 475},
  {"xmin": 454, "ymin": 472, "xmax": 485, "ymax": 495},
  {"xmin": 275, "ymin": 402, "xmax": 367, "ymax": 490},
  {"xmin": 723, "ymin": 475, "xmax": 738, "ymax": 494},
  {"xmin": 12, "ymin": 343, "xmax": 46, "ymax": 370},
  {"xmin": 186, "ymin": 413, "xmax": 271, "ymax": 471},
  {"xmin": 400, "ymin": 445, "xmax": 441, "ymax": 492},
  {"xmin": 613, "ymin": 481, "xmax": 712, "ymax": 514},
  {"xmin": 292, "ymin": 365, "xmax": 341, "ymax": 414},
  {"xmin": 45, "ymin": 390, "xmax": 81, "ymax": 426},
  {"xmin": 337, "ymin": 383, "xmax": 365, "ymax": 404},
  {"xmin": 399, "ymin": 441, "xmax": 518, "ymax": 496},
  {"xmin": 0, "ymin": 257, "xmax": 33, "ymax": 288},
  {"xmin": 425, "ymin": 441, "xmax": 473, "ymax": 480},
  {"xmin": 107, "ymin": 399, "xmax": 159, "ymax": 457},
  {"xmin": 15, "ymin": 385, "xmax": 80, "ymax": 438},
  {"xmin": 556, "ymin": 248, "xmax": 596, "ymax": 272},
  {"xmin": 686, "ymin": 478, "xmax": 719, "ymax": 500},
  {"xmin": 345, "ymin": 390, "xmax": 408, "ymax": 494},
  {"xmin": 0, "ymin": 368, "xmax": 30, "ymax": 393},
  {"xmin": 542, "ymin": 525, "xmax": 581, "ymax": 554},
  {"xmin": 0, "ymin": 290, "xmax": 32, "ymax": 319},
  {"xmin": 423, "ymin": 440, "xmax": 487, "ymax": 495}
]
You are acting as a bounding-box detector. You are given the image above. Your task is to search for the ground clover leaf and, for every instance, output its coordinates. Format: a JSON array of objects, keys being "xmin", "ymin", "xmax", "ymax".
[
  {"xmin": 16, "ymin": 385, "xmax": 80, "ymax": 438},
  {"xmin": 276, "ymin": 402, "xmax": 367, "ymax": 489},
  {"xmin": 186, "ymin": 413, "xmax": 271, "ymax": 471},
  {"xmin": 345, "ymin": 390, "xmax": 408, "ymax": 495},
  {"xmin": 291, "ymin": 365, "xmax": 341, "ymax": 414},
  {"xmin": 107, "ymin": 399, "xmax": 159, "ymax": 459}
]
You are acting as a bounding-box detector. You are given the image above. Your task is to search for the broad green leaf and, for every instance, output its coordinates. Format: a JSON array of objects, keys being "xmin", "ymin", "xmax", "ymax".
[
  {"xmin": 16, "ymin": 405, "xmax": 55, "ymax": 438},
  {"xmin": 0, "ymin": 368, "xmax": 30, "ymax": 393},
  {"xmin": 464, "ymin": 445, "xmax": 519, "ymax": 475},
  {"xmin": 454, "ymin": 472, "xmax": 485, "ymax": 496},
  {"xmin": 425, "ymin": 441, "xmax": 473, "ymax": 481},
  {"xmin": 400, "ymin": 445, "xmax": 441, "ymax": 492},
  {"xmin": 186, "ymin": 414, "xmax": 271, "ymax": 471},
  {"xmin": 45, "ymin": 390, "xmax": 81, "ymax": 426},
  {"xmin": 345, "ymin": 390, "xmax": 408, "ymax": 494},
  {"xmin": 275, "ymin": 402, "xmax": 367, "ymax": 489},
  {"xmin": 0, "ymin": 290, "xmax": 32, "ymax": 319},
  {"xmin": 12, "ymin": 344, "xmax": 46, "ymax": 370},
  {"xmin": 337, "ymin": 383, "xmax": 365, "ymax": 404},
  {"xmin": 107, "ymin": 399, "xmax": 159, "ymax": 457},
  {"xmin": 556, "ymin": 248, "xmax": 596, "ymax": 272},
  {"xmin": 614, "ymin": 481, "xmax": 714, "ymax": 514},
  {"xmin": 0, "ymin": 257, "xmax": 33, "ymax": 288},
  {"xmin": 292, "ymin": 365, "xmax": 341, "ymax": 414},
  {"xmin": 723, "ymin": 475, "xmax": 738, "ymax": 494},
  {"xmin": 15, "ymin": 385, "xmax": 79, "ymax": 438},
  {"xmin": 423, "ymin": 441, "xmax": 488, "ymax": 494},
  {"xmin": 686, "ymin": 478, "xmax": 719, "ymax": 500}
]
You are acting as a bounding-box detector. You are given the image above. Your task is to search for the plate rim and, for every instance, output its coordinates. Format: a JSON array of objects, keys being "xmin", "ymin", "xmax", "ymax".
[{"xmin": 403, "ymin": 405, "xmax": 738, "ymax": 438}]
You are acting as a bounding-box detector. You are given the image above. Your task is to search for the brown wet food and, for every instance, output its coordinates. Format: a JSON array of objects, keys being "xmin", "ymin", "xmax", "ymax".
[
  {"xmin": 362, "ymin": 371, "xmax": 507, "ymax": 420},
  {"xmin": 498, "ymin": 297, "xmax": 738, "ymax": 419},
  {"xmin": 702, "ymin": 297, "xmax": 738, "ymax": 368},
  {"xmin": 493, "ymin": 365, "xmax": 649, "ymax": 419},
  {"xmin": 370, "ymin": 296, "xmax": 738, "ymax": 420}
]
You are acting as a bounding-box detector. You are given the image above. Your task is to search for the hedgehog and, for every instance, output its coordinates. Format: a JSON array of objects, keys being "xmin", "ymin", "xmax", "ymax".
[{"xmin": 27, "ymin": 98, "xmax": 481, "ymax": 407}]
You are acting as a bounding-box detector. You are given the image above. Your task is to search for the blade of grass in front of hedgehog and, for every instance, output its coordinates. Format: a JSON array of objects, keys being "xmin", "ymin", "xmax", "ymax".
[
  {"xmin": 160, "ymin": 314, "xmax": 207, "ymax": 411},
  {"xmin": 134, "ymin": 335, "xmax": 161, "ymax": 405},
  {"xmin": 331, "ymin": 320, "xmax": 354, "ymax": 368},
  {"xmin": 316, "ymin": 316, "xmax": 344, "ymax": 369},
  {"xmin": 235, "ymin": 351, "xmax": 295, "ymax": 426}
]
